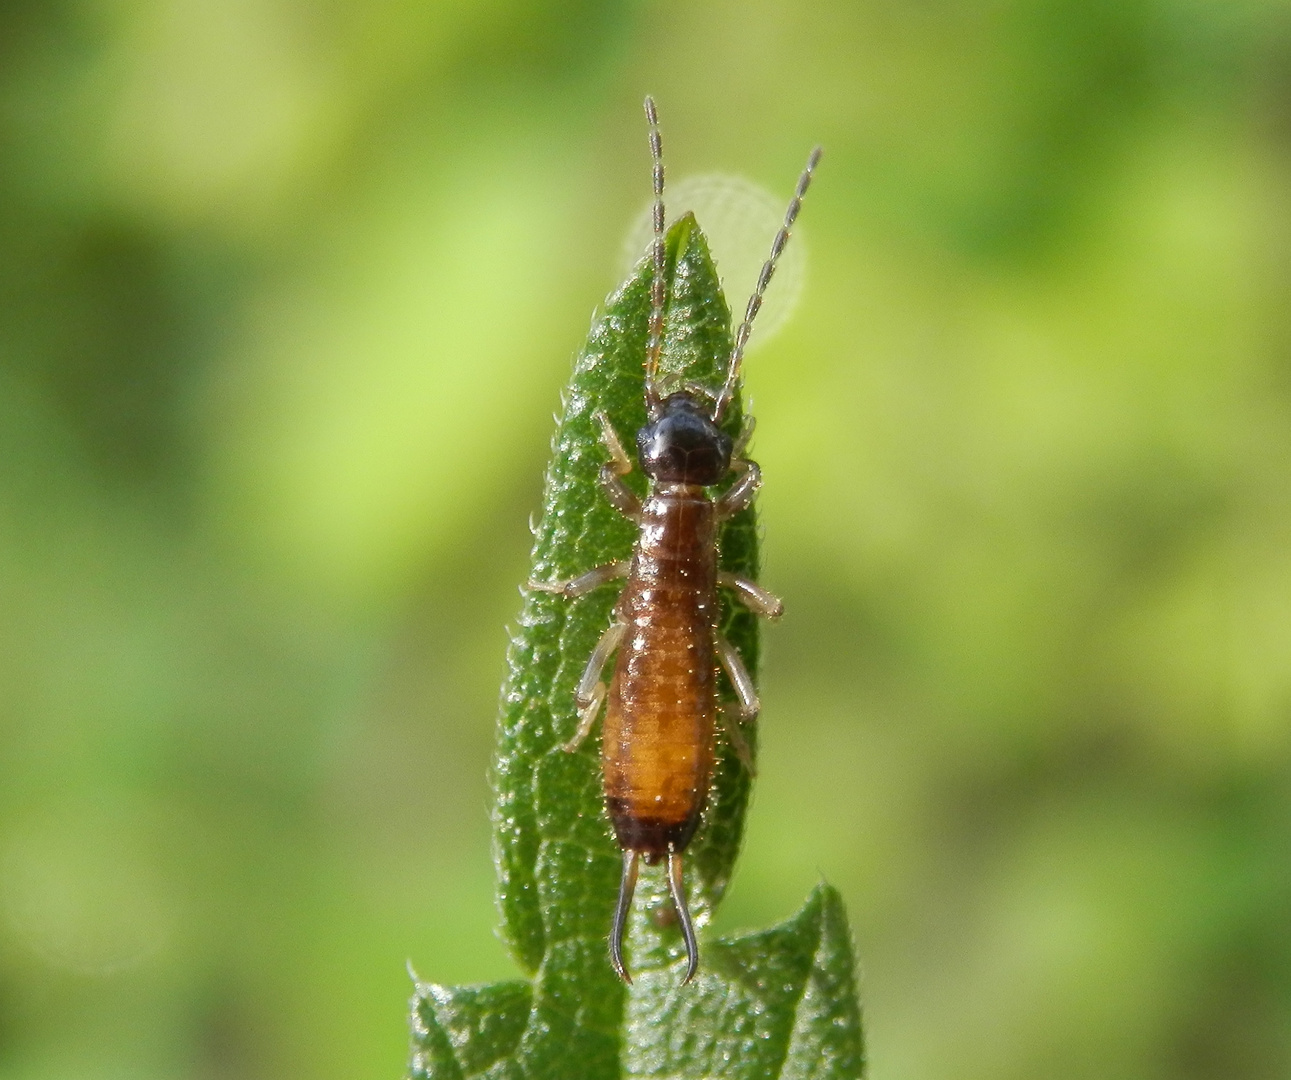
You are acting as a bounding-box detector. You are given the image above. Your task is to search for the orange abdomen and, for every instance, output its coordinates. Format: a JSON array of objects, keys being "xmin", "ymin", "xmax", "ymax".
[{"xmin": 602, "ymin": 484, "xmax": 719, "ymax": 860}]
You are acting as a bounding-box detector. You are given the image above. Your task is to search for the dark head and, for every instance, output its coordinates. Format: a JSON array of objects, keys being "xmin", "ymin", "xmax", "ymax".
[{"xmin": 636, "ymin": 392, "xmax": 732, "ymax": 485}]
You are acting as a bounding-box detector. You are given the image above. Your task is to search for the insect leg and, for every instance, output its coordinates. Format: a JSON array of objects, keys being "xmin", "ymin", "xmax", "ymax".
[
  {"xmin": 564, "ymin": 619, "xmax": 626, "ymax": 752},
  {"xmin": 610, "ymin": 849, "xmax": 640, "ymax": 983},
  {"xmin": 599, "ymin": 468, "xmax": 641, "ymax": 521},
  {"xmin": 717, "ymin": 706, "xmax": 756, "ymax": 775},
  {"xmin": 667, "ymin": 851, "xmax": 699, "ymax": 984},
  {"xmin": 716, "ymin": 633, "xmax": 760, "ymax": 773},
  {"xmin": 595, "ymin": 409, "xmax": 633, "ymax": 474},
  {"xmin": 528, "ymin": 560, "xmax": 628, "ymax": 598},
  {"xmin": 715, "ymin": 632, "xmax": 761, "ymax": 718},
  {"xmin": 731, "ymin": 415, "xmax": 756, "ymax": 459},
  {"xmin": 717, "ymin": 570, "xmax": 784, "ymax": 619},
  {"xmin": 715, "ymin": 460, "xmax": 762, "ymax": 520},
  {"xmin": 594, "ymin": 409, "xmax": 642, "ymax": 521}
]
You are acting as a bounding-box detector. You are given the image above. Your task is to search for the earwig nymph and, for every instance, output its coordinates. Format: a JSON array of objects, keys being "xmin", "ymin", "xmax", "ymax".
[{"xmin": 530, "ymin": 98, "xmax": 821, "ymax": 985}]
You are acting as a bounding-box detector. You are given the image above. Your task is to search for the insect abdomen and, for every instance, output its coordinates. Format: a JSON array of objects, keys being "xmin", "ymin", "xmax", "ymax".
[{"xmin": 602, "ymin": 485, "xmax": 719, "ymax": 860}]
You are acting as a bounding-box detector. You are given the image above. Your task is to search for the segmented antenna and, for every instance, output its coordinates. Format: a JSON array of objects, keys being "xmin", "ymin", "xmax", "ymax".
[
  {"xmin": 712, "ymin": 145, "xmax": 823, "ymax": 422},
  {"xmin": 643, "ymin": 95, "xmax": 667, "ymax": 417}
]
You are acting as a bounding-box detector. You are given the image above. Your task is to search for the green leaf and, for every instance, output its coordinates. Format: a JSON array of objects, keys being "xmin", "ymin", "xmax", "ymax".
[
  {"xmin": 622, "ymin": 884, "xmax": 864, "ymax": 1080},
  {"xmin": 409, "ymin": 981, "xmax": 531, "ymax": 1080},
  {"xmin": 407, "ymin": 215, "xmax": 865, "ymax": 1080}
]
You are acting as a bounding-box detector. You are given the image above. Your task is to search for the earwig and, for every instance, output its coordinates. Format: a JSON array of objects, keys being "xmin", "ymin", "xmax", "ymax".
[{"xmin": 530, "ymin": 98, "xmax": 821, "ymax": 984}]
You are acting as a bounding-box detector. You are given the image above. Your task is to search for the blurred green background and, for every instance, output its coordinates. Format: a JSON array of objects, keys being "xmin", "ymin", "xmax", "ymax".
[{"xmin": 2, "ymin": 0, "xmax": 1289, "ymax": 1077}]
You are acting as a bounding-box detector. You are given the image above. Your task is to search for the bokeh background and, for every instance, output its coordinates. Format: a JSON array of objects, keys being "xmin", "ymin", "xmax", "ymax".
[{"xmin": 2, "ymin": 0, "xmax": 1290, "ymax": 1078}]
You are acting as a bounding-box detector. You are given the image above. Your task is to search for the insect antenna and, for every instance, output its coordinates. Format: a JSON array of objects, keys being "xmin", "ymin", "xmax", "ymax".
[
  {"xmin": 712, "ymin": 144, "xmax": 823, "ymax": 422},
  {"xmin": 643, "ymin": 95, "xmax": 667, "ymax": 418},
  {"xmin": 667, "ymin": 851, "xmax": 699, "ymax": 984},
  {"xmin": 610, "ymin": 849, "xmax": 640, "ymax": 983}
]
